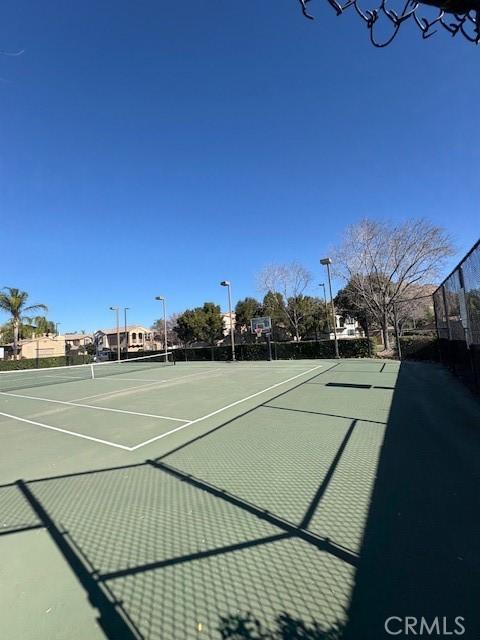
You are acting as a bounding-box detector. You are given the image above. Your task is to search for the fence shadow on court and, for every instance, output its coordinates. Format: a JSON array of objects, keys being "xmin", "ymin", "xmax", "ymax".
[
  {"xmin": 1, "ymin": 361, "xmax": 479, "ymax": 639},
  {"xmin": 218, "ymin": 612, "xmax": 343, "ymax": 639},
  {"xmin": 342, "ymin": 361, "xmax": 480, "ymax": 640}
]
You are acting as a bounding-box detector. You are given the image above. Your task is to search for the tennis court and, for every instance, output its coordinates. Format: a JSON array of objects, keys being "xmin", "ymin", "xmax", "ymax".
[{"xmin": 1, "ymin": 357, "xmax": 479, "ymax": 639}]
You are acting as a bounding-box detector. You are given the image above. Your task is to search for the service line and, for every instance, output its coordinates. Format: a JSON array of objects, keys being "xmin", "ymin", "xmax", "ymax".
[
  {"xmin": 0, "ymin": 391, "xmax": 189, "ymax": 423},
  {"xmin": 130, "ymin": 364, "xmax": 324, "ymax": 450},
  {"xmin": 0, "ymin": 411, "xmax": 131, "ymax": 450}
]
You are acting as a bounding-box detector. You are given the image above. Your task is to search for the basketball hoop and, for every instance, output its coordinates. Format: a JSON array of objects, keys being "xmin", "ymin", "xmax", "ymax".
[{"xmin": 255, "ymin": 328, "xmax": 263, "ymax": 340}]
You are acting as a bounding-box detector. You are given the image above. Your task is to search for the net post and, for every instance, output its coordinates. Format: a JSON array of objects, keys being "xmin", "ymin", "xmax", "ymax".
[{"xmin": 90, "ymin": 363, "xmax": 95, "ymax": 379}]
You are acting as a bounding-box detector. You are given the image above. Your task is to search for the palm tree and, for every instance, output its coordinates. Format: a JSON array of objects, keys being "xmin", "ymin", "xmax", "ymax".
[
  {"xmin": 0, "ymin": 288, "xmax": 48, "ymax": 358},
  {"xmin": 31, "ymin": 316, "xmax": 55, "ymax": 335}
]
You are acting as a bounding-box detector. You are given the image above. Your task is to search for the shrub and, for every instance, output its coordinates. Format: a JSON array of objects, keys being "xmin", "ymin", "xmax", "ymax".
[
  {"xmin": 0, "ymin": 354, "xmax": 92, "ymax": 371},
  {"xmin": 399, "ymin": 336, "xmax": 439, "ymax": 361},
  {"xmin": 172, "ymin": 338, "xmax": 375, "ymax": 362}
]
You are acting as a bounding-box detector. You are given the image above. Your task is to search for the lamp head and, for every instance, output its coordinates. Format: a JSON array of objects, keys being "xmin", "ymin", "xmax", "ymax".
[
  {"xmin": 220, "ymin": 280, "xmax": 230, "ymax": 287},
  {"xmin": 155, "ymin": 296, "xmax": 165, "ymax": 301},
  {"xmin": 320, "ymin": 258, "xmax": 332, "ymax": 266}
]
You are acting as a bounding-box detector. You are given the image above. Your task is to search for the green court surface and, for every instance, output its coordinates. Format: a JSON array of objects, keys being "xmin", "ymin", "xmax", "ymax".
[{"xmin": 0, "ymin": 359, "xmax": 479, "ymax": 639}]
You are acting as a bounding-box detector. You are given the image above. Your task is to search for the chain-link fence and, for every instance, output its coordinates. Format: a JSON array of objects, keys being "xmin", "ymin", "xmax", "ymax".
[
  {"xmin": 433, "ymin": 239, "xmax": 480, "ymax": 394},
  {"xmin": 390, "ymin": 294, "xmax": 438, "ymax": 361}
]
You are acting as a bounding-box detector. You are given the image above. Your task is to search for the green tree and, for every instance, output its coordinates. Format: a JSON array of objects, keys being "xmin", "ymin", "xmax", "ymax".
[
  {"xmin": 0, "ymin": 288, "xmax": 48, "ymax": 357},
  {"xmin": 1, "ymin": 320, "xmax": 28, "ymax": 343},
  {"xmin": 234, "ymin": 297, "xmax": 262, "ymax": 343},
  {"xmin": 334, "ymin": 283, "xmax": 370, "ymax": 333},
  {"xmin": 32, "ymin": 316, "xmax": 55, "ymax": 335},
  {"xmin": 262, "ymin": 291, "xmax": 289, "ymax": 341},
  {"xmin": 173, "ymin": 310, "xmax": 198, "ymax": 347},
  {"xmin": 174, "ymin": 303, "xmax": 224, "ymax": 358},
  {"xmin": 258, "ymin": 263, "xmax": 313, "ymax": 340},
  {"xmin": 296, "ymin": 296, "xmax": 328, "ymax": 339},
  {"xmin": 197, "ymin": 302, "xmax": 224, "ymax": 358},
  {"xmin": 84, "ymin": 342, "xmax": 96, "ymax": 356}
]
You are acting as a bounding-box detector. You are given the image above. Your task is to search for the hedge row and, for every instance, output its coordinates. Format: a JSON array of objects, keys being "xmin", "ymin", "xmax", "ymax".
[
  {"xmin": 0, "ymin": 354, "xmax": 92, "ymax": 371},
  {"xmin": 0, "ymin": 339, "xmax": 375, "ymax": 371},
  {"xmin": 173, "ymin": 338, "xmax": 376, "ymax": 362},
  {"xmin": 398, "ymin": 336, "xmax": 439, "ymax": 361}
]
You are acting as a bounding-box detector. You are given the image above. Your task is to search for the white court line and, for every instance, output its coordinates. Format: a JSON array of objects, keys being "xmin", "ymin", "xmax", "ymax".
[
  {"xmin": 92, "ymin": 377, "xmax": 168, "ymax": 383},
  {"xmin": 72, "ymin": 379, "xmax": 169, "ymax": 402},
  {"xmin": 71, "ymin": 368, "xmax": 223, "ymax": 402},
  {"xmin": 0, "ymin": 391, "xmax": 190, "ymax": 423},
  {"xmin": 0, "ymin": 411, "xmax": 131, "ymax": 450},
  {"xmin": 226, "ymin": 366, "xmax": 320, "ymax": 370},
  {"xmin": 3, "ymin": 373, "xmax": 86, "ymax": 382},
  {"xmin": 129, "ymin": 364, "xmax": 324, "ymax": 450}
]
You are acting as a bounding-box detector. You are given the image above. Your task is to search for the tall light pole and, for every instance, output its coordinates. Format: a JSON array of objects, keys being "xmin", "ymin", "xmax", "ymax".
[
  {"xmin": 124, "ymin": 307, "xmax": 130, "ymax": 358},
  {"xmin": 155, "ymin": 296, "xmax": 168, "ymax": 360},
  {"xmin": 109, "ymin": 306, "xmax": 120, "ymax": 361},
  {"xmin": 220, "ymin": 280, "xmax": 235, "ymax": 362},
  {"xmin": 319, "ymin": 282, "xmax": 329, "ymax": 332},
  {"xmin": 320, "ymin": 259, "xmax": 340, "ymax": 358},
  {"xmin": 55, "ymin": 322, "xmax": 61, "ymax": 337}
]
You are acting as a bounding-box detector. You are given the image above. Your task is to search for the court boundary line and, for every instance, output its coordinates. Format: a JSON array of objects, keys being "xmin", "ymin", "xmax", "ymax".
[
  {"xmin": 0, "ymin": 391, "xmax": 190, "ymax": 423},
  {"xmin": 129, "ymin": 364, "xmax": 324, "ymax": 450},
  {"xmin": 0, "ymin": 410, "xmax": 131, "ymax": 450}
]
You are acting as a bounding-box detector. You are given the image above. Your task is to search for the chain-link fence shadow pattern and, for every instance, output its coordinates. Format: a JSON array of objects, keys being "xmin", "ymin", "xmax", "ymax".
[
  {"xmin": 0, "ymin": 482, "xmax": 42, "ymax": 536},
  {"xmin": 3, "ymin": 455, "xmax": 352, "ymax": 640},
  {"xmin": 3, "ymin": 359, "xmax": 477, "ymax": 639},
  {"xmin": 1, "ymin": 362, "xmax": 392, "ymax": 639}
]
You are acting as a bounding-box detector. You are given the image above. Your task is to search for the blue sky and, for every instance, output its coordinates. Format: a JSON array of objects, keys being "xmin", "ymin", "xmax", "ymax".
[{"xmin": 1, "ymin": 0, "xmax": 479, "ymax": 332}]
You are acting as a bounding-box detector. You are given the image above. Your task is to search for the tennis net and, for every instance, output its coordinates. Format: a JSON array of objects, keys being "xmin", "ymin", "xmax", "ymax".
[{"xmin": 0, "ymin": 352, "xmax": 175, "ymax": 393}]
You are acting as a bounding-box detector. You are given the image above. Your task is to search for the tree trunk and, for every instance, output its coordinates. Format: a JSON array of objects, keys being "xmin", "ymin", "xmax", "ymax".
[
  {"xmin": 382, "ymin": 312, "xmax": 390, "ymax": 350},
  {"xmin": 13, "ymin": 319, "xmax": 19, "ymax": 359}
]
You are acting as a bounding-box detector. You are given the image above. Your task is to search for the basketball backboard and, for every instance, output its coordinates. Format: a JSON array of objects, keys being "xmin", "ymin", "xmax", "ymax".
[{"xmin": 250, "ymin": 317, "xmax": 272, "ymax": 334}]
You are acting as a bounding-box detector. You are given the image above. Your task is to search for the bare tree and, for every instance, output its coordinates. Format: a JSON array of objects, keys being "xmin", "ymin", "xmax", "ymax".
[
  {"xmin": 257, "ymin": 262, "xmax": 313, "ymax": 340},
  {"xmin": 395, "ymin": 286, "xmax": 436, "ymax": 335},
  {"xmin": 152, "ymin": 313, "xmax": 182, "ymax": 347},
  {"xmin": 333, "ymin": 219, "xmax": 454, "ymax": 349}
]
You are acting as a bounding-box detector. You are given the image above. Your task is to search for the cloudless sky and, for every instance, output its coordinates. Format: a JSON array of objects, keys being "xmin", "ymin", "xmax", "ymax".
[{"xmin": 1, "ymin": 0, "xmax": 479, "ymax": 332}]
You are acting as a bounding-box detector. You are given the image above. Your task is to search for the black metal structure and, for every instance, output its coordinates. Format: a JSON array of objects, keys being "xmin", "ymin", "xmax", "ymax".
[
  {"xmin": 299, "ymin": 0, "xmax": 480, "ymax": 46},
  {"xmin": 433, "ymin": 238, "xmax": 480, "ymax": 395}
]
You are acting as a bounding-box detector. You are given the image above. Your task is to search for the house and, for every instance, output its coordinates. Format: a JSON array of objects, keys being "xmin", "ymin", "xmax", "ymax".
[
  {"xmin": 330, "ymin": 314, "xmax": 364, "ymax": 340},
  {"xmin": 16, "ymin": 335, "xmax": 66, "ymax": 359},
  {"xmin": 221, "ymin": 311, "xmax": 236, "ymax": 337},
  {"xmin": 94, "ymin": 325, "xmax": 157, "ymax": 354},
  {"xmin": 64, "ymin": 333, "xmax": 94, "ymax": 354}
]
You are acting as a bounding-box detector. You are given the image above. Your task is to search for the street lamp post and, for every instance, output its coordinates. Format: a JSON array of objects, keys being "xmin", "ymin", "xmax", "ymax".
[
  {"xmin": 124, "ymin": 307, "xmax": 130, "ymax": 358},
  {"xmin": 155, "ymin": 296, "xmax": 168, "ymax": 361},
  {"xmin": 319, "ymin": 283, "xmax": 329, "ymax": 333},
  {"xmin": 220, "ymin": 280, "xmax": 235, "ymax": 362},
  {"xmin": 320, "ymin": 259, "xmax": 340, "ymax": 358},
  {"xmin": 109, "ymin": 306, "xmax": 120, "ymax": 361},
  {"xmin": 55, "ymin": 322, "xmax": 61, "ymax": 337}
]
